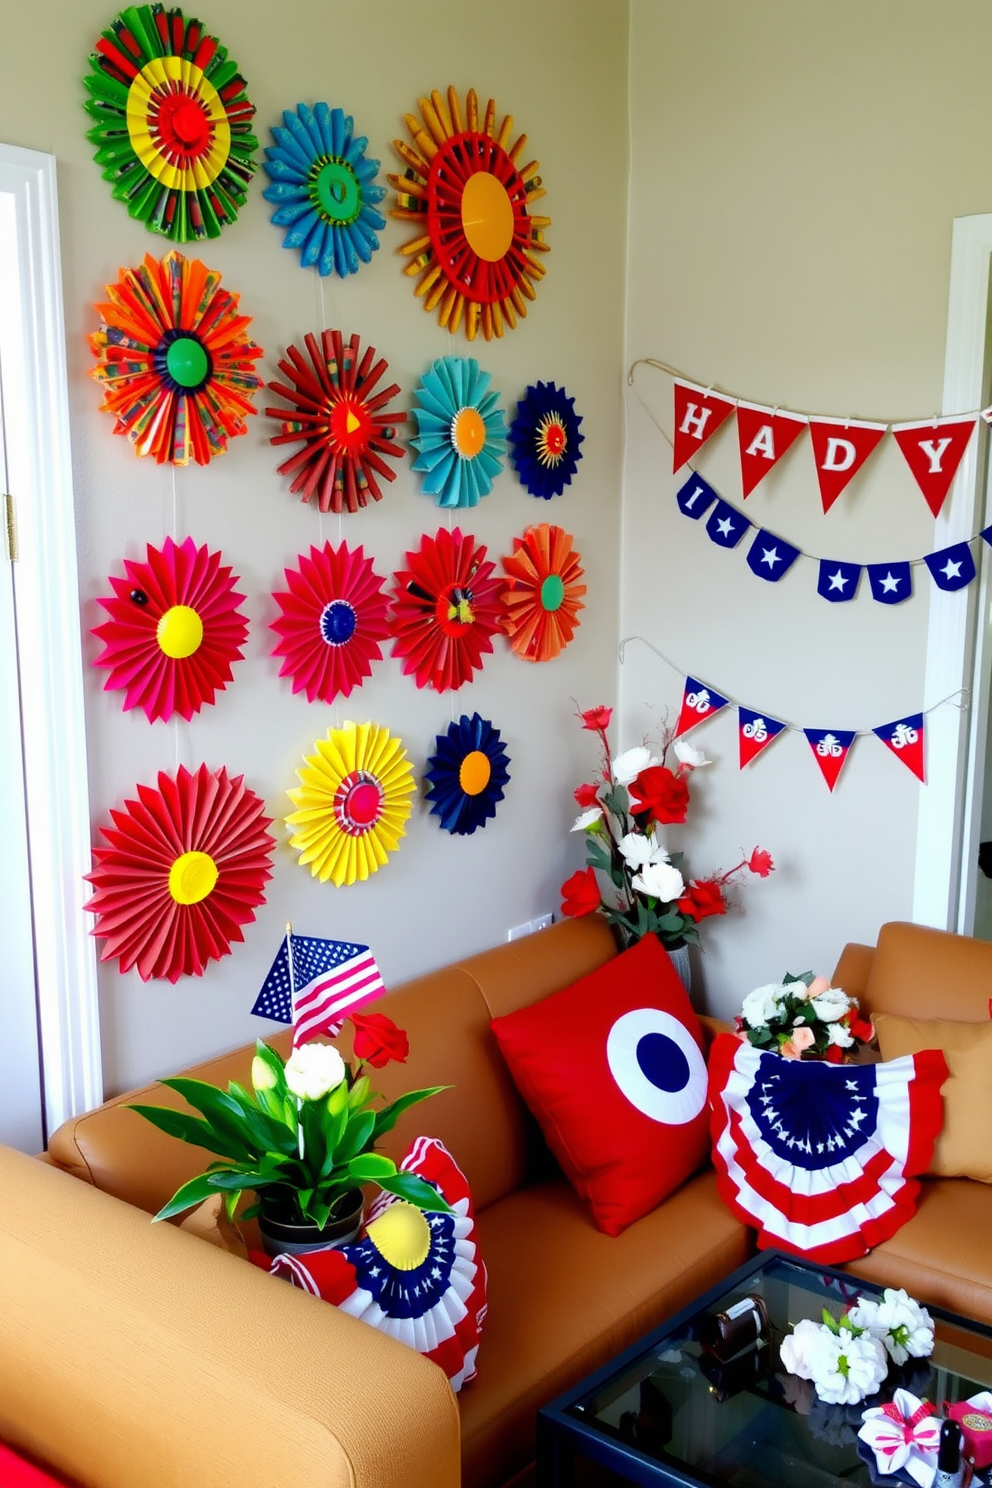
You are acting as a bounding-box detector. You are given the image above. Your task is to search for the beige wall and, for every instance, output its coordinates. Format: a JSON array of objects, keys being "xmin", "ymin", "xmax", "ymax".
[
  {"xmin": 0, "ymin": 0, "xmax": 628, "ymax": 1092},
  {"xmin": 623, "ymin": 1, "xmax": 992, "ymax": 1017}
]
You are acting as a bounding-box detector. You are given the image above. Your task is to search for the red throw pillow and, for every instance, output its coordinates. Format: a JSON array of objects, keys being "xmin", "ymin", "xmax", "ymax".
[{"xmin": 490, "ymin": 934, "xmax": 710, "ymax": 1235}]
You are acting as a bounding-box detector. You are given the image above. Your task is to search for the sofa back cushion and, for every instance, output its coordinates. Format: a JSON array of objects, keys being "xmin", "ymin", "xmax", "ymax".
[{"xmin": 863, "ymin": 922, "xmax": 992, "ymax": 1022}]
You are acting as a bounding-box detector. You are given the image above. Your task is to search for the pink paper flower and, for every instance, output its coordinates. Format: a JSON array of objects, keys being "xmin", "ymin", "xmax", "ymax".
[{"xmin": 780, "ymin": 1026, "xmax": 816, "ymax": 1059}]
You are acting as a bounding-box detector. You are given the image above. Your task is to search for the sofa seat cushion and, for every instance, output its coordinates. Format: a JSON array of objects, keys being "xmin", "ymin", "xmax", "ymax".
[
  {"xmin": 842, "ymin": 1177, "xmax": 992, "ymax": 1326},
  {"xmin": 459, "ymin": 1169, "xmax": 751, "ymax": 1488}
]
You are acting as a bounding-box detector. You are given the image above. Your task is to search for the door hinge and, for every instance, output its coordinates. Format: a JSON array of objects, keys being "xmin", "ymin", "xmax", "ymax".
[{"xmin": 3, "ymin": 493, "xmax": 16, "ymax": 562}]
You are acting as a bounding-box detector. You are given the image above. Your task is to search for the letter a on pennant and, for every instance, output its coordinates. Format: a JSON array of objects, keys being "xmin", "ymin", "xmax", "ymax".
[
  {"xmin": 892, "ymin": 417, "xmax": 976, "ymax": 518},
  {"xmin": 672, "ymin": 379, "xmax": 736, "ymax": 472},
  {"xmin": 735, "ymin": 403, "xmax": 807, "ymax": 498},
  {"xmin": 807, "ymin": 418, "xmax": 887, "ymax": 513},
  {"xmin": 675, "ymin": 676, "xmax": 730, "ymax": 737},
  {"xmin": 803, "ymin": 728, "xmax": 857, "ymax": 792},
  {"xmin": 872, "ymin": 713, "xmax": 925, "ymax": 783}
]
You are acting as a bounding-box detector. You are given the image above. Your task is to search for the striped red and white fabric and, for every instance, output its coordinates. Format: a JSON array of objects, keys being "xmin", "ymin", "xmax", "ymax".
[
  {"xmin": 707, "ymin": 1033, "xmax": 947, "ymax": 1264},
  {"xmin": 292, "ymin": 945, "xmax": 384, "ymax": 1046}
]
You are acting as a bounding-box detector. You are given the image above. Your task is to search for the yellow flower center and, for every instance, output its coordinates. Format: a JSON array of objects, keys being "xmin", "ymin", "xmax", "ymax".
[
  {"xmin": 452, "ymin": 406, "xmax": 486, "ymax": 459},
  {"xmin": 460, "ymin": 170, "xmax": 515, "ymax": 262},
  {"xmin": 168, "ymin": 850, "xmax": 219, "ymax": 905},
  {"xmin": 459, "ymin": 750, "xmax": 492, "ymax": 797},
  {"xmin": 157, "ymin": 604, "xmax": 204, "ymax": 659},
  {"xmin": 365, "ymin": 1202, "xmax": 432, "ymax": 1270}
]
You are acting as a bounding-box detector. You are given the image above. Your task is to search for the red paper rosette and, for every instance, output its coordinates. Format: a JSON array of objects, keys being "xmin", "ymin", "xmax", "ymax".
[
  {"xmin": 389, "ymin": 528, "xmax": 503, "ymax": 692},
  {"xmin": 266, "ymin": 329, "xmax": 406, "ymax": 514},
  {"xmin": 84, "ymin": 764, "xmax": 275, "ymax": 982},
  {"xmin": 270, "ymin": 541, "xmax": 390, "ymax": 704},
  {"xmin": 501, "ymin": 523, "xmax": 586, "ymax": 662},
  {"xmin": 92, "ymin": 535, "xmax": 248, "ymax": 721}
]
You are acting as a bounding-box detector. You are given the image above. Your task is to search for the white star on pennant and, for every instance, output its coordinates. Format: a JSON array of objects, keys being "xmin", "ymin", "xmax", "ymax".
[
  {"xmin": 941, "ymin": 558, "xmax": 963, "ymax": 580},
  {"xmin": 879, "ymin": 571, "xmax": 901, "ymax": 594},
  {"xmin": 827, "ymin": 569, "xmax": 849, "ymax": 592},
  {"xmin": 760, "ymin": 546, "xmax": 781, "ymax": 568},
  {"xmin": 716, "ymin": 517, "xmax": 734, "ymax": 538}
]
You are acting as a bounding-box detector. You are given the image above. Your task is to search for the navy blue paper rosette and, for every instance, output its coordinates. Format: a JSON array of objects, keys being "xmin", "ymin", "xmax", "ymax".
[
  {"xmin": 508, "ymin": 381, "xmax": 584, "ymax": 499},
  {"xmin": 263, "ymin": 103, "xmax": 385, "ymax": 277},
  {"xmin": 425, "ymin": 713, "xmax": 511, "ymax": 835}
]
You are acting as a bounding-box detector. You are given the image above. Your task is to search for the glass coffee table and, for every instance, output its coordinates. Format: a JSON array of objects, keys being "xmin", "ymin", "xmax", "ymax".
[{"xmin": 537, "ymin": 1251, "xmax": 992, "ymax": 1487}]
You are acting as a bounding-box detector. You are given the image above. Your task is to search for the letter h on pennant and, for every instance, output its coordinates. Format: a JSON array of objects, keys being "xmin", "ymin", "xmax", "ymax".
[{"xmin": 672, "ymin": 379, "xmax": 736, "ymax": 473}]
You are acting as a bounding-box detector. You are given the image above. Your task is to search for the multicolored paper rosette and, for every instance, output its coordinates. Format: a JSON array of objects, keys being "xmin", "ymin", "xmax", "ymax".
[
  {"xmin": 390, "ymin": 528, "xmax": 503, "ymax": 692},
  {"xmin": 266, "ymin": 329, "xmax": 406, "ymax": 513},
  {"xmin": 92, "ymin": 535, "xmax": 248, "ymax": 721},
  {"xmin": 263, "ymin": 103, "xmax": 386, "ymax": 277},
  {"xmin": 425, "ymin": 714, "xmax": 511, "ymax": 835},
  {"xmin": 410, "ymin": 357, "xmax": 506, "ymax": 508},
  {"xmin": 501, "ymin": 524, "xmax": 586, "ymax": 663},
  {"xmin": 285, "ymin": 722, "xmax": 416, "ymax": 887},
  {"xmin": 89, "ymin": 250, "xmax": 263, "ymax": 464},
  {"xmin": 389, "ymin": 85, "xmax": 550, "ymax": 341},
  {"xmin": 509, "ymin": 381, "xmax": 584, "ymax": 499},
  {"xmin": 84, "ymin": 763, "xmax": 275, "ymax": 982},
  {"xmin": 84, "ymin": 6, "xmax": 257, "ymax": 242},
  {"xmin": 270, "ymin": 541, "xmax": 390, "ymax": 704}
]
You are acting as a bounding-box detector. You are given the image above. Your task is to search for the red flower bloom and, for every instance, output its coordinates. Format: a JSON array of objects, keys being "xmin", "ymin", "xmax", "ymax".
[
  {"xmin": 350, "ymin": 1012, "xmax": 409, "ymax": 1068},
  {"xmin": 573, "ymin": 781, "xmax": 600, "ymax": 808},
  {"xmin": 848, "ymin": 1013, "xmax": 874, "ymax": 1044},
  {"xmin": 677, "ymin": 879, "xmax": 727, "ymax": 923},
  {"xmin": 580, "ymin": 705, "xmax": 612, "ymax": 731},
  {"xmin": 747, "ymin": 847, "xmax": 775, "ymax": 878},
  {"xmin": 629, "ymin": 766, "xmax": 689, "ymax": 825},
  {"xmin": 560, "ymin": 867, "xmax": 600, "ymax": 918},
  {"xmin": 824, "ymin": 1044, "xmax": 845, "ymax": 1064}
]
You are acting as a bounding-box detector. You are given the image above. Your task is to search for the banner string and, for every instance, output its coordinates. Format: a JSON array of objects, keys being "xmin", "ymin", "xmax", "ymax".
[{"xmin": 617, "ymin": 632, "xmax": 970, "ymax": 737}]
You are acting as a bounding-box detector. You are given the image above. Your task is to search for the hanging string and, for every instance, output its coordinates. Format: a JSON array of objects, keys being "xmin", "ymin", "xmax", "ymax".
[
  {"xmin": 617, "ymin": 632, "xmax": 970, "ymax": 736},
  {"xmin": 171, "ymin": 464, "xmax": 181, "ymax": 771}
]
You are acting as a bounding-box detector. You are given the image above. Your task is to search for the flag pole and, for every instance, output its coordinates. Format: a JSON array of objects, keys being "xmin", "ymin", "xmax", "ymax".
[{"xmin": 286, "ymin": 922, "xmax": 304, "ymax": 1159}]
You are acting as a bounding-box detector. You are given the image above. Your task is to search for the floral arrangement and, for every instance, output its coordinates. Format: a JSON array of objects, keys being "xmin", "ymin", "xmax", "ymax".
[
  {"xmin": 130, "ymin": 1012, "xmax": 451, "ymax": 1230},
  {"xmin": 560, "ymin": 705, "xmax": 773, "ymax": 951},
  {"xmin": 780, "ymin": 1288, "xmax": 934, "ymax": 1406},
  {"xmin": 737, "ymin": 972, "xmax": 875, "ymax": 1061}
]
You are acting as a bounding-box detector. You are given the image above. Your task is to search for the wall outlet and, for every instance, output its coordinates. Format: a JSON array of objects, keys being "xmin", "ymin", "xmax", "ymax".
[
  {"xmin": 532, "ymin": 912, "xmax": 553, "ymax": 932},
  {"xmin": 507, "ymin": 913, "xmax": 555, "ymax": 942}
]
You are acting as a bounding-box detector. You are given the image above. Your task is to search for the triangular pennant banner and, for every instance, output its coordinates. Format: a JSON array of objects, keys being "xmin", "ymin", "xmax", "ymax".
[
  {"xmin": 738, "ymin": 708, "xmax": 787, "ymax": 768},
  {"xmin": 873, "ymin": 713, "xmax": 926, "ymax": 783},
  {"xmin": 867, "ymin": 562, "xmax": 912, "ymax": 605},
  {"xmin": 804, "ymin": 728, "xmax": 856, "ymax": 791},
  {"xmin": 676, "ymin": 472, "xmax": 719, "ymax": 519},
  {"xmin": 705, "ymin": 498, "xmax": 752, "ymax": 549},
  {"xmin": 817, "ymin": 558, "xmax": 862, "ymax": 603},
  {"xmin": 745, "ymin": 529, "xmax": 801, "ymax": 582},
  {"xmin": 736, "ymin": 403, "xmax": 807, "ymax": 498},
  {"xmin": 676, "ymin": 676, "xmax": 730, "ymax": 737},
  {"xmin": 892, "ymin": 417, "xmax": 976, "ymax": 518},
  {"xmin": 807, "ymin": 417, "xmax": 887, "ymax": 513},
  {"xmin": 923, "ymin": 541, "xmax": 976, "ymax": 592},
  {"xmin": 672, "ymin": 380, "xmax": 736, "ymax": 472}
]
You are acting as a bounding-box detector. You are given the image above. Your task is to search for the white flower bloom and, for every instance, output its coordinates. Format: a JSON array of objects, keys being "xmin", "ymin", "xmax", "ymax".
[
  {"xmin": 740, "ymin": 982, "xmax": 789, "ymax": 1030},
  {"xmin": 809, "ymin": 986, "xmax": 853, "ymax": 1023},
  {"xmin": 673, "ymin": 739, "xmax": 711, "ymax": 768},
  {"xmin": 631, "ymin": 859, "xmax": 685, "ymax": 903},
  {"xmin": 873, "ymin": 1289, "xmax": 935, "ymax": 1365},
  {"xmin": 826, "ymin": 1020, "xmax": 855, "ymax": 1048},
  {"xmin": 618, "ymin": 831, "xmax": 669, "ymax": 868},
  {"xmin": 807, "ymin": 1326, "xmax": 888, "ymax": 1405},
  {"xmin": 570, "ymin": 807, "xmax": 603, "ymax": 832},
  {"xmin": 611, "ymin": 746, "xmax": 657, "ymax": 785},
  {"xmin": 779, "ymin": 1317, "xmax": 823, "ymax": 1380},
  {"xmin": 284, "ymin": 1042, "xmax": 346, "ymax": 1102}
]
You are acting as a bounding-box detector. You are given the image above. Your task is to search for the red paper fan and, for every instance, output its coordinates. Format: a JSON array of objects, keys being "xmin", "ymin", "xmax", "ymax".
[
  {"xmin": 389, "ymin": 528, "xmax": 503, "ymax": 692},
  {"xmin": 501, "ymin": 523, "xmax": 586, "ymax": 662},
  {"xmin": 270, "ymin": 541, "xmax": 390, "ymax": 703},
  {"xmin": 266, "ymin": 329, "xmax": 406, "ymax": 514},
  {"xmin": 92, "ymin": 536, "xmax": 248, "ymax": 721},
  {"xmin": 84, "ymin": 764, "xmax": 275, "ymax": 983}
]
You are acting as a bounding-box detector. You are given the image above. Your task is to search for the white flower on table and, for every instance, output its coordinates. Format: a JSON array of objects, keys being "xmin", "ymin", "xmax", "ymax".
[
  {"xmin": 779, "ymin": 1317, "xmax": 822, "ymax": 1380},
  {"xmin": 284, "ymin": 1042, "xmax": 346, "ymax": 1101},
  {"xmin": 631, "ymin": 859, "xmax": 685, "ymax": 903},
  {"xmin": 848, "ymin": 1289, "xmax": 934, "ymax": 1366},
  {"xmin": 740, "ymin": 983, "xmax": 788, "ymax": 1030},
  {"xmin": 806, "ymin": 1325, "xmax": 887, "ymax": 1405},
  {"xmin": 826, "ymin": 1021, "xmax": 855, "ymax": 1048},
  {"xmin": 808, "ymin": 986, "xmax": 853, "ymax": 1023},
  {"xmin": 611, "ymin": 746, "xmax": 657, "ymax": 785},
  {"xmin": 618, "ymin": 831, "xmax": 669, "ymax": 868}
]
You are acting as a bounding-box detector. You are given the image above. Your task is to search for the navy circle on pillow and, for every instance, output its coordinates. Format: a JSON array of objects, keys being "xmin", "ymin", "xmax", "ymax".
[{"xmin": 606, "ymin": 1008, "xmax": 707, "ymax": 1124}]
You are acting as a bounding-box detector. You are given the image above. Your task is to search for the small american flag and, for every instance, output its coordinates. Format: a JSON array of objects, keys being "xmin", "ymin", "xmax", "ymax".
[{"xmin": 251, "ymin": 930, "xmax": 385, "ymax": 1045}]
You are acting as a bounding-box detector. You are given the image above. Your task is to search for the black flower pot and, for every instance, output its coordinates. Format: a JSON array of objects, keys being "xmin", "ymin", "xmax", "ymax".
[{"xmin": 258, "ymin": 1188, "xmax": 364, "ymax": 1259}]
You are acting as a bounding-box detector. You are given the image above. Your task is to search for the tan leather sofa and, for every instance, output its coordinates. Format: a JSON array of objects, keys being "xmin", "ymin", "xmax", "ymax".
[{"xmin": 2, "ymin": 918, "xmax": 991, "ymax": 1487}]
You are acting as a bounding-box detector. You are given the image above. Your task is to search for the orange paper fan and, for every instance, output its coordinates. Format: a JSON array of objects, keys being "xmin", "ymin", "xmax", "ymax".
[{"xmin": 501, "ymin": 524, "xmax": 586, "ymax": 662}]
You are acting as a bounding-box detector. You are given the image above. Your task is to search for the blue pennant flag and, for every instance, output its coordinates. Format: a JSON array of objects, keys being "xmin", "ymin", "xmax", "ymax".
[
  {"xmin": 251, "ymin": 933, "xmax": 375, "ymax": 1026},
  {"xmin": 745, "ymin": 529, "xmax": 801, "ymax": 583},
  {"xmin": 981, "ymin": 525, "xmax": 992, "ymax": 550},
  {"xmin": 817, "ymin": 559, "xmax": 862, "ymax": 603},
  {"xmin": 867, "ymin": 562, "xmax": 912, "ymax": 605},
  {"xmin": 923, "ymin": 541, "xmax": 976, "ymax": 592},
  {"xmin": 676, "ymin": 473, "xmax": 719, "ymax": 519},
  {"xmin": 705, "ymin": 499, "xmax": 752, "ymax": 550}
]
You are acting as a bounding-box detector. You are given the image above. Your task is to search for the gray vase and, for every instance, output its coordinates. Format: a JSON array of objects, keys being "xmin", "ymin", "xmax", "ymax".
[
  {"xmin": 258, "ymin": 1189, "xmax": 364, "ymax": 1259},
  {"xmin": 667, "ymin": 941, "xmax": 692, "ymax": 993}
]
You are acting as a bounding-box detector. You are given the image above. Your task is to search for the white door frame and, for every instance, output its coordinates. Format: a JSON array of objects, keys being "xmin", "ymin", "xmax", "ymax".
[
  {"xmin": 914, "ymin": 214, "xmax": 992, "ymax": 934},
  {"xmin": 0, "ymin": 143, "xmax": 102, "ymax": 1135}
]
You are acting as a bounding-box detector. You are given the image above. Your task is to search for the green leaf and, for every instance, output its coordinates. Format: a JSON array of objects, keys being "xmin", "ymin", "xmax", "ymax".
[
  {"xmin": 376, "ymin": 1171, "xmax": 454, "ymax": 1214},
  {"xmin": 224, "ymin": 1082, "xmax": 300, "ymax": 1157},
  {"xmin": 602, "ymin": 784, "xmax": 629, "ymax": 816},
  {"xmin": 821, "ymin": 1307, "xmax": 840, "ymax": 1334},
  {"xmin": 335, "ymin": 1109, "xmax": 375, "ymax": 1164},
  {"xmin": 153, "ymin": 1171, "xmax": 249, "ymax": 1222},
  {"xmin": 127, "ymin": 1103, "xmax": 250, "ymax": 1163},
  {"xmin": 253, "ymin": 1040, "xmax": 288, "ymax": 1095},
  {"xmin": 348, "ymin": 1075, "xmax": 371, "ymax": 1111},
  {"xmin": 156, "ymin": 1078, "xmax": 259, "ymax": 1160},
  {"xmin": 347, "ymin": 1153, "xmax": 397, "ymax": 1182},
  {"xmin": 327, "ymin": 1080, "xmax": 350, "ymax": 1118},
  {"xmin": 373, "ymin": 1086, "xmax": 448, "ymax": 1141},
  {"xmin": 784, "ymin": 971, "xmax": 815, "ymax": 987},
  {"xmin": 584, "ymin": 837, "xmax": 611, "ymax": 872},
  {"xmin": 655, "ymin": 912, "xmax": 683, "ymax": 932}
]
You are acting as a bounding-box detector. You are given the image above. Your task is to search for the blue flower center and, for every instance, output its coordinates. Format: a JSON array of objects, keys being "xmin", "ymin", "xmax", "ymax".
[{"xmin": 320, "ymin": 599, "xmax": 357, "ymax": 646}]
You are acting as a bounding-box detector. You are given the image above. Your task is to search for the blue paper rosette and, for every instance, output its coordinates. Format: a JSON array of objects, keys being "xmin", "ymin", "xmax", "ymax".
[
  {"xmin": 424, "ymin": 713, "xmax": 511, "ymax": 835},
  {"xmin": 410, "ymin": 357, "xmax": 507, "ymax": 508},
  {"xmin": 509, "ymin": 380, "xmax": 584, "ymax": 499}
]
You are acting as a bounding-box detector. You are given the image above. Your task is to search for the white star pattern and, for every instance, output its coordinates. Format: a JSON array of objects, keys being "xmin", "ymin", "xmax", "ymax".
[
  {"xmin": 941, "ymin": 558, "xmax": 963, "ymax": 581},
  {"xmin": 760, "ymin": 546, "xmax": 781, "ymax": 569},
  {"xmin": 716, "ymin": 517, "xmax": 734, "ymax": 538},
  {"xmin": 879, "ymin": 571, "xmax": 901, "ymax": 594},
  {"xmin": 827, "ymin": 569, "xmax": 849, "ymax": 592}
]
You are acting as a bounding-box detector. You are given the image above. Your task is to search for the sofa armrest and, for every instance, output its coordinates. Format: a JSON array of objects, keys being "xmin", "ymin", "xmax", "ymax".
[
  {"xmin": 832, "ymin": 942, "xmax": 875, "ymax": 1002},
  {"xmin": 0, "ymin": 1146, "xmax": 459, "ymax": 1488}
]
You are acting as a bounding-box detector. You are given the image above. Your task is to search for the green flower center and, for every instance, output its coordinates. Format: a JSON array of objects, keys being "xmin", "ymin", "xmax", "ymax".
[{"xmin": 309, "ymin": 157, "xmax": 361, "ymax": 224}]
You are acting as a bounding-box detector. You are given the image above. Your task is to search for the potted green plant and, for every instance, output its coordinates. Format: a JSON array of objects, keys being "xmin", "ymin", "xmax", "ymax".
[{"xmin": 130, "ymin": 1011, "xmax": 452, "ymax": 1256}]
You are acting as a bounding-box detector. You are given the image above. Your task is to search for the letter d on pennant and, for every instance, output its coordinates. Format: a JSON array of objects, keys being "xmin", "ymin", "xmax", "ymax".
[{"xmin": 807, "ymin": 417, "xmax": 886, "ymax": 513}]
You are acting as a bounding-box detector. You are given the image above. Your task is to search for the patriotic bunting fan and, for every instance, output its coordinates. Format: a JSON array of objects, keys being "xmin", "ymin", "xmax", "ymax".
[{"xmin": 708, "ymin": 1033, "xmax": 947, "ymax": 1264}]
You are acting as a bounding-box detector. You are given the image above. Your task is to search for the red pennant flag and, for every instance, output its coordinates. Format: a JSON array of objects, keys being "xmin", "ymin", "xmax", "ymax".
[
  {"xmin": 736, "ymin": 403, "xmax": 807, "ymax": 497},
  {"xmin": 672, "ymin": 380, "xmax": 736, "ymax": 472},
  {"xmin": 892, "ymin": 417, "xmax": 976, "ymax": 518},
  {"xmin": 675, "ymin": 675, "xmax": 730, "ymax": 737},
  {"xmin": 807, "ymin": 418, "xmax": 887, "ymax": 512},
  {"xmin": 737, "ymin": 707, "xmax": 787, "ymax": 768},
  {"xmin": 873, "ymin": 713, "xmax": 925, "ymax": 783},
  {"xmin": 803, "ymin": 728, "xmax": 856, "ymax": 791}
]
